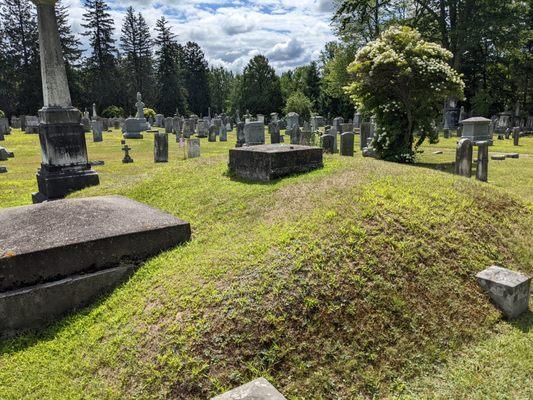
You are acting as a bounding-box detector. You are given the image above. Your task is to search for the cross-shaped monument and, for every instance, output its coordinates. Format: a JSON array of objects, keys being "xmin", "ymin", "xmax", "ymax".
[
  {"xmin": 31, "ymin": 0, "xmax": 99, "ymax": 203},
  {"xmin": 121, "ymin": 140, "xmax": 133, "ymax": 163}
]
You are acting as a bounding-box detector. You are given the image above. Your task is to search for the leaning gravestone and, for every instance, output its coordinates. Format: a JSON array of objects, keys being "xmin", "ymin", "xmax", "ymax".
[
  {"xmin": 187, "ymin": 138, "xmax": 201, "ymax": 159},
  {"xmin": 340, "ymin": 132, "xmax": 355, "ymax": 156},
  {"xmin": 455, "ymin": 138, "xmax": 473, "ymax": 178},
  {"xmin": 0, "ymin": 195, "xmax": 191, "ymax": 338},
  {"xmin": 154, "ymin": 132, "xmax": 169, "ymax": 163},
  {"xmin": 244, "ymin": 121, "xmax": 265, "ymax": 146},
  {"xmin": 476, "ymin": 141, "xmax": 489, "ymax": 182},
  {"xmin": 476, "ymin": 266, "xmax": 531, "ymax": 319}
]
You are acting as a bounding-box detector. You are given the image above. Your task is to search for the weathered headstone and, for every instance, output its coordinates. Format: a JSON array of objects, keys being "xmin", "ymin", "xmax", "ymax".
[
  {"xmin": 455, "ymin": 138, "xmax": 473, "ymax": 177},
  {"xmin": 269, "ymin": 121, "xmax": 281, "ymax": 144},
  {"xmin": 333, "ymin": 117, "xmax": 344, "ymax": 132},
  {"xmin": 220, "ymin": 125, "xmax": 228, "ymax": 142},
  {"xmin": 461, "ymin": 117, "xmax": 492, "ymax": 143},
  {"xmin": 0, "ymin": 118, "xmax": 11, "ymax": 136},
  {"xmin": 0, "ymin": 166, "xmax": 7, "ymax": 173},
  {"xmin": 92, "ymin": 120, "xmax": 103, "ymax": 142},
  {"xmin": 155, "ymin": 114, "xmax": 164, "ymax": 127},
  {"xmin": 10, "ymin": 116, "xmax": 21, "ymax": 129},
  {"xmin": 289, "ymin": 124, "xmax": 301, "ymax": 145},
  {"xmin": 81, "ymin": 111, "xmax": 91, "ymax": 132},
  {"xmin": 476, "ymin": 266, "xmax": 531, "ymax": 319},
  {"xmin": 122, "ymin": 92, "xmax": 149, "ymax": 139},
  {"xmin": 476, "ymin": 141, "xmax": 489, "ymax": 182},
  {"xmin": 300, "ymin": 122, "xmax": 313, "ymax": 146},
  {"xmin": 236, "ymin": 122, "xmax": 245, "ymax": 147},
  {"xmin": 360, "ymin": 122, "xmax": 372, "ymax": 151},
  {"xmin": 164, "ymin": 117, "xmax": 173, "ymax": 134},
  {"xmin": 340, "ymin": 132, "xmax": 355, "ymax": 156},
  {"xmin": 286, "ymin": 112, "xmax": 299, "ymax": 131},
  {"xmin": 341, "ymin": 123, "xmax": 354, "ymax": 134},
  {"xmin": 321, "ymin": 134, "xmax": 335, "ymax": 154},
  {"xmin": 197, "ymin": 120, "xmax": 208, "ymax": 138},
  {"xmin": 244, "ymin": 121, "xmax": 265, "ymax": 146},
  {"xmin": 121, "ymin": 140, "xmax": 133, "ymax": 163},
  {"xmin": 187, "ymin": 138, "xmax": 200, "ymax": 159},
  {"xmin": 154, "ymin": 133, "xmax": 168, "ymax": 163},
  {"xmin": 0, "ymin": 146, "xmax": 14, "ymax": 161},
  {"xmin": 256, "ymin": 114, "xmax": 265, "ymax": 124},
  {"xmin": 31, "ymin": 0, "xmax": 99, "ymax": 203},
  {"xmin": 512, "ymin": 127, "xmax": 520, "ymax": 146},
  {"xmin": 25, "ymin": 116, "xmax": 39, "ymax": 134},
  {"xmin": 311, "ymin": 115, "xmax": 325, "ymax": 132},
  {"xmin": 208, "ymin": 124, "xmax": 217, "ymax": 142}
]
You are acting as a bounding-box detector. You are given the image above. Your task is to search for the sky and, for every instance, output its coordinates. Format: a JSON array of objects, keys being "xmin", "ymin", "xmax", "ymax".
[{"xmin": 64, "ymin": 0, "xmax": 337, "ymax": 73}]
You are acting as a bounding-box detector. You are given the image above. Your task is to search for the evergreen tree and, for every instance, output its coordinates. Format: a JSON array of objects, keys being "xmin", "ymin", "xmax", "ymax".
[
  {"xmin": 239, "ymin": 55, "xmax": 283, "ymax": 115},
  {"xmin": 120, "ymin": 7, "xmax": 154, "ymax": 109},
  {"xmin": 209, "ymin": 66, "xmax": 234, "ymax": 114},
  {"xmin": 0, "ymin": 0, "xmax": 41, "ymax": 114},
  {"xmin": 181, "ymin": 42, "xmax": 210, "ymax": 115},
  {"xmin": 82, "ymin": 0, "xmax": 120, "ymax": 110},
  {"xmin": 154, "ymin": 17, "xmax": 186, "ymax": 116}
]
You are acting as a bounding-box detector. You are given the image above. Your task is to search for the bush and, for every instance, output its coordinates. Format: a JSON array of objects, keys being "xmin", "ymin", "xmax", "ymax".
[
  {"xmin": 346, "ymin": 26, "xmax": 464, "ymax": 162},
  {"xmin": 144, "ymin": 108, "xmax": 156, "ymax": 120},
  {"xmin": 102, "ymin": 106, "xmax": 125, "ymax": 118},
  {"xmin": 0, "ymin": 110, "xmax": 5, "ymax": 119},
  {"xmin": 284, "ymin": 91, "xmax": 313, "ymax": 124}
]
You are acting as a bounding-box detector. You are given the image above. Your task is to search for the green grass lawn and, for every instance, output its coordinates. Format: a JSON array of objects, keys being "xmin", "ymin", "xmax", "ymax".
[{"xmin": 0, "ymin": 129, "xmax": 531, "ymax": 399}]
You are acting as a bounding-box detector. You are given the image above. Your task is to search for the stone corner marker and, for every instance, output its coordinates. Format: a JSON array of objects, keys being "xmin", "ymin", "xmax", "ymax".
[
  {"xmin": 211, "ymin": 378, "xmax": 286, "ymax": 400},
  {"xmin": 0, "ymin": 196, "xmax": 192, "ymax": 338},
  {"xmin": 31, "ymin": 0, "xmax": 99, "ymax": 203},
  {"xmin": 476, "ymin": 266, "xmax": 531, "ymax": 319}
]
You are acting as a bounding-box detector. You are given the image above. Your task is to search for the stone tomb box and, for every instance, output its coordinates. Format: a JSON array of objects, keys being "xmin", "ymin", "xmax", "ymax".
[
  {"xmin": 0, "ymin": 196, "xmax": 191, "ymax": 337},
  {"xmin": 461, "ymin": 117, "xmax": 492, "ymax": 143},
  {"xmin": 229, "ymin": 144, "xmax": 323, "ymax": 182}
]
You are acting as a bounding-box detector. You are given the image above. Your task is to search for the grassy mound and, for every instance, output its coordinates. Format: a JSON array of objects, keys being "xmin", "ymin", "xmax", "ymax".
[{"xmin": 0, "ymin": 150, "xmax": 531, "ymax": 399}]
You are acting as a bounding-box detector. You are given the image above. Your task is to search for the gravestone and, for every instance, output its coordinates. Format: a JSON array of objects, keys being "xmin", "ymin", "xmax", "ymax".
[
  {"xmin": 173, "ymin": 117, "xmax": 181, "ymax": 135},
  {"xmin": 353, "ymin": 110, "xmax": 362, "ymax": 129},
  {"xmin": 164, "ymin": 117, "xmax": 173, "ymax": 134},
  {"xmin": 491, "ymin": 154, "xmax": 506, "ymax": 161},
  {"xmin": 208, "ymin": 124, "xmax": 217, "ymax": 142},
  {"xmin": 311, "ymin": 115, "xmax": 325, "ymax": 132},
  {"xmin": 476, "ymin": 266, "xmax": 531, "ymax": 319},
  {"xmin": 121, "ymin": 140, "xmax": 133, "ymax": 163},
  {"xmin": 360, "ymin": 122, "xmax": 373, "ymax": 151},
  {"xmin": 286, "ymin": 112, "xmax": 299, "ymax": 131},
  {"xmin": 236, "ymin": 122, "xmax": 245, "ymax": 147},
  {"xmin": 256, "ymin": 114, "xmax": 265, "ymax": 124},
  {"xmin": 10, "ymin": 116, "xmax": 21, "ymax": 129},
  {"xmin": 289, "ymin": 125, "xmax": 301, "ymax": 145},
  {"xmin": 0, "ymin": 166, "xmax": 7, "ymax": 173},
  {"xmin": 321, "ymin": 134, "xmax": 335, "ymax": 154},
  {"xmin": 269, "ymin": 121, "xmax": 281, "ymax": 144},
  {"xmin": 244, "ymin": 121, "xmax": 265, "ymax": 146},
  {"xmin": 328, "ymin": 126, "xmax": 338, "ymax": 152},
  {"xmin": 0, "ymin": 118, "xmax": 11, "ymax": 136},
  {"xmin": 155, "ymin": 114, "xmax": 164, "ymax": 128},
  {"xmin": 211, "ymin": 378, "xmax": 286, "ymax": 400},
  {"xmin": 220, "ymin": 125, "xmax": 228, "ymax": 142},
  {"xmin": 92, "ymin": 120, "xmax": 103, "ymax": 142},
  {"xmin": 476, "ymin": 141, "xmax": 489, "ymax": 182},
  {"xmin": 187, "ymin": 138, "xmax": 200, "ymax": 159},
  {"xmin": 0, "ymin": 146, "xmax": 14, "ymax": 161},
  {"xmin": 270, "ymin": 112, "xmax": 279, "ymax": 123},
  {"xmin": 300, "ymin": 122, "xmax": 313, "ymax": 146},
  {"xmin": 112, "ymin": 118, "xmax": 121, "ymax": 130},
  {"xmin": 455, "ymin": 138, "xmax": 473, "ymax": 178},
  {"xmin": 154, "ymin": 133, "xmax": 168, "ymax": 163},
  {"xmin": 443, "ymin": 128, "xmax": 451, "ymax": 139},
  {"xmin": 461, "ymin": 117, "xmax": 492, "ymax": 143},
  {"xmin": 123, "ymin": 93, "xmax": 150, "ymax": 139},
  {"xmin": 229, "ymin": 144, "xmax": 323, "ymax": 182},
  {"xmin": 340, "ymin": 132, "xmax": 355, "ymax": 156},
  {"xmin": 341, "ymin": 123, "xmax": 354, "ymax": 134},
  {"xmin": 81, "ymin": 111, "xmax": 91, "ymax": 132},
  {"xmin": 197, "ymin": 120, "xmax": 208, "ymax": 138},
  {"xmin": 0, "ymin": 195, "xmax": 191, "ymax": 338},
  {"xmin": 25, "ymin": 116, "xmax": 39, "ymax": 134},
  {"xmin": 30, "ymin": 0, "xmax": 99, "ymax": 203},
  {"xmin": 333, "ymin": 117, "xmax": 344, "ymax": 132},
  {"xmin": 512, "ymin": 127, "xmax": 520, "ymax": 146},
  {"xmin": 183, "ymin": 118, "xmax": 195, "ymax": 138}
]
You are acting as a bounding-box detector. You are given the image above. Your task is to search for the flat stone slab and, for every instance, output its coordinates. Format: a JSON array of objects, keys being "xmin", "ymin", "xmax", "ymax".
[
  {"xmin": 476, "ymin": 266, "xmax": 531, "ymax": 319},
  {"xmin": 211, "ymin": 378, "xmax": 286, "ymax": 400},
  {"xmin": 491, "ymin": 154, "xmax": 506, "ymax": 161},
  {"xmin": 505, "ymin": 153, "xmax": 520, "ymax": 159},
  {"xmin": 0, "ymin": 195, "xmax": 191, "ymax": 292},
  {"xmin": 228, "ymin": 144, "xmax": 323, "ymax": 182},
  {"xmin": 0, "ymin": 166, "xmax": 6, "ymax": 173}
]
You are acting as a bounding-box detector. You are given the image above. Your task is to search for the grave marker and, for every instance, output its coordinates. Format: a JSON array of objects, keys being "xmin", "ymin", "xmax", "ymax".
[{"xmin": 154, "ymin": 132, "xmax": 168, "ymax": 163}]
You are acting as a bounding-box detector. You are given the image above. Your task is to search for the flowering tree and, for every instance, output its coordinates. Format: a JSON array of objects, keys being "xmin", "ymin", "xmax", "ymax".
[{"xmin": 346, "ymin": 26, "xmax": 464, "ymax": 162}]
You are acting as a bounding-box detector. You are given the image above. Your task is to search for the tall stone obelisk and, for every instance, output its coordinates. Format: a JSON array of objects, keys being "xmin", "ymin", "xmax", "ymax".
[{"xmin": 32, "ymin": 0, "xmax": 99, "ymax": 203}]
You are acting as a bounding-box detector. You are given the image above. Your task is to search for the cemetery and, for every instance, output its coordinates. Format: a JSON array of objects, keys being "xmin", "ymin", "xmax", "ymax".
[{"xmin": 0, "ymin": 1, "xmax": 531, "ymax": 400}]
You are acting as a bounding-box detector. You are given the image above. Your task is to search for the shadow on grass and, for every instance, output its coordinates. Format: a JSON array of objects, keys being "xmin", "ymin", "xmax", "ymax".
[
  {"xmin": 223, "ymin": 166, "xmax": 325, "ymax": 186},
  {"xmin": 509, "ymin": 310, "xmax": 532, "ymax": 333},
  {"xmin": 411, "ymin": 161, "xmax": 457, "ymax": 175}
]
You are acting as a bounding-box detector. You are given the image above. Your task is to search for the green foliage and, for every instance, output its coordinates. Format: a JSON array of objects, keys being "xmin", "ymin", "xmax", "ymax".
[
  {"xmin": 0, "ymin": 109, "xmax": 4, "ymax": 118},
  {"xmin": 101, "ymin": 106, "xmax": 124, "ymax": 118},
  {"xmin": 238, "ymin": 55, "xmax": 283, "ymax": 115},
  {"xmin": 209, "ymin": 66, "xmax": 234, "ymax": 114},
  {"xmin": 143, "ymin": 108, "xmax": 156, "ymax": 120},
  {"xmin": 346, "ymin": 26, "xmax": 464, "ymax": 162},
  {"xmin": 284, "ymin": 91, "xmax": 313, "ymax": 122},
  {"xmin": 181, "ymin": 42, "xmax": 211, "ymax": 115}
]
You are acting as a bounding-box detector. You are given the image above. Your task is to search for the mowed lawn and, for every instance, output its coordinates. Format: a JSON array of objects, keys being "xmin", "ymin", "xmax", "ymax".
[{"xmin": 0, "ymin": 128, "xmax": 531, "ymax": 399}]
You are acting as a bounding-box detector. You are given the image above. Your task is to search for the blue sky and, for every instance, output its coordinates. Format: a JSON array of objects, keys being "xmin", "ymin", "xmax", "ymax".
[{"xmin": 65, "ymin": 0, "xmax": 336, "ymax": 72}]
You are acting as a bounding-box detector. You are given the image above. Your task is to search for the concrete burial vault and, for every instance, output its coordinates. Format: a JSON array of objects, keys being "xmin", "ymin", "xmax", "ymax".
[
  {"xmin": 0, "ymin": 196, "xmax": 191, "ymax": 338},
  {"xmin": 229, "ymin": 144, "xmax": 323, "ymax": 182}
]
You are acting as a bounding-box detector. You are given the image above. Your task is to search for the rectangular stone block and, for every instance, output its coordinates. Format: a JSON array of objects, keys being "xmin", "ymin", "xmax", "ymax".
[
  {"xmin": 229, "ymin": 144, "xmax": 323, "ymax": 182},
  {"xmin": 476, "ymin": 265, "xmax": 531, "ymax": 319}
]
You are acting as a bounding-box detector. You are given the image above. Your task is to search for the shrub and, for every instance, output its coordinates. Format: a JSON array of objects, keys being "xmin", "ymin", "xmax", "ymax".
[
  {"xmin": 346, "ymin": 26, "xmax": 464, "ymax": 162},
  {"xmin": 284, "ymin": 91, "xmax": 313, "ymax": 124},
  {"xmin": 102, "ymin": 106, "xmax": 125, "ymax": 118},
  {"xmin": 0, "ymin": 110, "xmax": 5, "ymax": 119},
  {"xmin": 144, "ymin": 108, "xmax": 156, "ymax": 120}
]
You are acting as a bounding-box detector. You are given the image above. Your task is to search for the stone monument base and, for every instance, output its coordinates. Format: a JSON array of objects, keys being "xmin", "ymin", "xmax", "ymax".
[
  {"xmin": 229, "ymin": 144, "xmax": 323, "ymax": 182},
  {"xmin": 122, "ymin": 118, "xmax": 149, "ymax": 139}
]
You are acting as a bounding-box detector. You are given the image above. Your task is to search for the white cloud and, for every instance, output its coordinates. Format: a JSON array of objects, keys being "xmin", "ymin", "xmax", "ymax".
[{"xmin": 60, "ymin": 0, "xmax": 336, "ymax": 73}]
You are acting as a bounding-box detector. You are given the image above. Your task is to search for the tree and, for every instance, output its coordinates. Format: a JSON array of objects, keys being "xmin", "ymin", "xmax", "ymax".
[
  {"xmin": 346, "ymin": 26, "xmax": 464, "ymax": 162},
  {"xmin": 209, "ymin": 66, "xmax": 234, "ymax": 114},
  {"xmin": 154, "ymin": 17, "xmax": 186, "ymax": 116},
  {"xmin": 120, "ymin": 7, "xmax": 154, "ymax": 108},
  {"xmin": 239, "ymin": 55, "xmax": 283, "ymax": 115},
  {"xmin": 82, "ymin": 0, "xmax": 121, "ymax": 110},
  {"xmin": 0, "ymin": 0, "xmax": 41, "ymax": 114},
  {"xmin": 181, "ymin": 42, "xmax": 210, "ymax": 115},
  {"xmin": 284, "ymin": 91, "xmax": 313, "ymax": 123}
]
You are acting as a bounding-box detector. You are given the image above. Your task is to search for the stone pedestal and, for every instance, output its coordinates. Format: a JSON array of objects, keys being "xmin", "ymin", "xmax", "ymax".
[
  {"xmin": 122, "ymin": 118, "xmax": 148, "ymax": 139},
  {"xmin": 340, "ymin": 132, "xmax": 355, "ymax": 156},
  {"xmin": 154, "ymin": 132, "xmax": 168, "ymax": 163},
  {"xmin": 476, "ymin": 266, "xmax": 531, "ymax": 319},
  {"xmin": 455, "ymin": 138, "xmax": 473, "ymax": 178}
]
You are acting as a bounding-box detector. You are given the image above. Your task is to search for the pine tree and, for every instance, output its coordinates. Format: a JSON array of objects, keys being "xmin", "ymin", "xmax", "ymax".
[
  {"xmin": 0, "ymin": 0, "xmax": 41, "ymax": 114},
  {"xmin": 209, "ymin": 66, "xmax": 234, "ymax": 114},
  {"xmin": 82, "ymin": 0, "xmax": 120, "ymax": 110},
  {"xmin": 181, "ymin": 42, "xmax": 210, "ymax": 116},
  {"xmin": 120, "ymin": 7, "xmax": 154, "ymax": 109},
  {"xmin": 154, "ymin": 17, "xmax": 186, "ymax": 116},
  {"xmin": 239, "ymin": 55, "xmax": 282, "ymax": 115}
]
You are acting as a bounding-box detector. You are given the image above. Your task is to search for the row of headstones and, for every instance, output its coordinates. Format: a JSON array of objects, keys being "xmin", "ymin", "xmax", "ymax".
[{"xmin": 120, "ymin": 134, "xmax": 201, "ymax": 164}]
